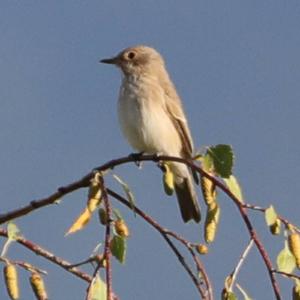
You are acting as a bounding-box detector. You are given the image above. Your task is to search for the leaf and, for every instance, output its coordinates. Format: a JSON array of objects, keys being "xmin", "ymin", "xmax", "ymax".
[
  {"xmin": 87, "ymin": 275, "xmax": 107, "ymax": 300},
  {"xmin": 90, "ymin": 243, "xmax": 102, "ymax": 256},
  {"xmin": 236, "ymin": 283, "xmax": 253, "ymax": 300},
  {"xmin": 65, "ymin": 208, "xmax": 92, "ymax": 236},
  {"xmin": 207, "ymin": 144, "xmax": 234, "ymax": 178},
  {"xmin": 88, "ymin": 172, "xmax": 103, "ymax": 205},
  {"xmin": 7, "ymin": 222, "xmax": 21, "ymax": 241},
  {"xmin": 265, "ymin": 205, "xmax": 278, "ymax": 226},
  {"xmin": 113, "ymin": 208, "xmax": 123, "ymax": 220},
  {"xmin": 110, "ymin": 234, "xmax": 126, "ymax": 264},
  {"xmin": 277, "ymin": 241, "xmax": 296, "ymax": 273},
  {"xmin": 113, "ymin": 174, "xmax": 136, "ymax": 216},
  {"xmin": 224, "ymin": 175, "xmax": 243, "ymax": 203},
  {"xmin": 264, "ymin": 205, "xmax": 281, "ymax": 235}
]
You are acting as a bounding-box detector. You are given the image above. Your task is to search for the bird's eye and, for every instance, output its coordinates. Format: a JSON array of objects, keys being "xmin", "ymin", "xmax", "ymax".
[{"xmin": 127, "ymin": 52, "xmax": 136, "ymax": 59}]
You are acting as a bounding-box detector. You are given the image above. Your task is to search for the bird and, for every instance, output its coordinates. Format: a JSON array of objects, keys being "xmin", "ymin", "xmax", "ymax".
[{"xmin": 100, "ymin": 45, "xmax": 201, "ymax": 223}]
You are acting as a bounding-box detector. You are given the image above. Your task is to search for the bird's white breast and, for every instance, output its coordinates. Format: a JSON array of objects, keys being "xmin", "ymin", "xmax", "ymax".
[{"xmin": 118, "ymin": 75, "xmax": 181, "ymax": 155}]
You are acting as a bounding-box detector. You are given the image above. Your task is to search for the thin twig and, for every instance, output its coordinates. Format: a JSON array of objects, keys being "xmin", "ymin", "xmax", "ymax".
[
  {"xmin": 0, "ymin": 257, "xmax": 47, "ymax": 274},
  {"xmin": 229, "ymin": 239, "xmax": 254, "ymax": 290},
  {"xmin": 0, "ymin": 228, "xmax": 92, "ymax": 282},
  {"xmin": 101, "ymin": 177, "xmax": 113, "ymax": 300},
  {"xmin": 107, "ymin": 188, "xmax": 211, "ymax": 299},
  {"xmin": 244, "ymin": 203, "xmax": 300, "ymax": 234},
  {"xmin": 273, "ymin": 270, "xmax": 300, "ymax": 281}
]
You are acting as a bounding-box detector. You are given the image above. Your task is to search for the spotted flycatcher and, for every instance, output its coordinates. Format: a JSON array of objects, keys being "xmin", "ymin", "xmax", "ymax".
[{"xmin": 101, "ymin": 45, "xmax": 201, "ymax": 223}]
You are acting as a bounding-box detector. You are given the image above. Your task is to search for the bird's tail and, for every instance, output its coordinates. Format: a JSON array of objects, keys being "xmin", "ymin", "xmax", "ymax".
[{"xmin": 174, "ymin": 173, "xmax": 201, "ymax": 223}]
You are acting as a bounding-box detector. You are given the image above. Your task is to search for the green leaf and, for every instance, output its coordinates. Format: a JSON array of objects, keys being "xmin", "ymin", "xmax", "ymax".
[
  {"xmin": 265, "ymin": 205, "xmax": 278, "ymax": 226},
  {"xmin": 113, "ymin": 174, "xmax": 136, "ymax": 216},
  {"xmin": 113, "ymin": 208, "xmax": 123, "ymax": 220},
  {"xmin": 207, "ymin": 144, "xmax": 234, "ymax": 178},
  {"xmin": 87, "ymin": 275, "xmax": 107, "ymax": 300},
  {"xmin": 224, "ymin": 175, "xmax": 243, "ymax": 203},
  {"xmin": 277, "ymin": 241, "xmax": 296, "ymax": 273},
  {"xmin": 110, "ymin": 234, "xmax": 126, "ymax": 264},
  {"xmin": 7, "ymin": 222, "xmax": 21, "ymax": 240},
  {"xmin": 236, "ymin": 283, "xmax": 253, "ymax": 300}
]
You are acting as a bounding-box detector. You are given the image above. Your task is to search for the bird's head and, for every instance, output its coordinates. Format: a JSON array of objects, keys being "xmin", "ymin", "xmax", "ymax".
[{"xmin": 100, "ymin": 45, "xmax": 165, "ymax": 76}]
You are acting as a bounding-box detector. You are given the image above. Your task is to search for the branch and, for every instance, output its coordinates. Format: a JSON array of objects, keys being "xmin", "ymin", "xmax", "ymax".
[
  {"xmin": 244, "ymin": 203, "xmax": 300, "ymax": 234},
  {"xmin": 0, "ymin": 228, "xmax": 92, "ymax": 283},
  {"xmin": 273, "ymin": 270, "xmax": 300, "ymax": 281},
  {"xmin": 0, "ymin": 257, "xmax": 47, "ymax": 275},
  {"xmin": 107, "ymin": 188, "xmax": 212, "ymax": 300},
  {"xmin": 0, "ymin": 153, "xmax": 283, "ymax": 299},
  {"xmin": 101, "ymin": 177, "xmax": 113, "ymax": 300}
]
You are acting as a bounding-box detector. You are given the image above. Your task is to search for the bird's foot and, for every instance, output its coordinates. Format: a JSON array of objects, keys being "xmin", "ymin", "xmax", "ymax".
[
  {"xmin": 154, "ymin": 152, "xmax": 165, "ymax": 170},
  {"xmin": 129, "ymin": 152, "xmax": 144, "ymax": 168}
]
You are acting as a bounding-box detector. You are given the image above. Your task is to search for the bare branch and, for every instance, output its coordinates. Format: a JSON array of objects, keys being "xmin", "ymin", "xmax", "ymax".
[{"xmin": 0, "ymin": 228, "xmax": 92, "ymax": 282}]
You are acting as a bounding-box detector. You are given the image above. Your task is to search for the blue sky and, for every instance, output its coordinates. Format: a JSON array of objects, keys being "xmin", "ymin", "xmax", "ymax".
[{"xmin": 0, "ymin": 1, "xmax": 300, "ymax": 299}]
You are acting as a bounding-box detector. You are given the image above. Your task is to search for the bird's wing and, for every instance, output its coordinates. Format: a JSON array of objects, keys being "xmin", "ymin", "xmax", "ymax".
[{"xmin": 163, "ymin": 81, "xmax": 194, "ymax": 158}]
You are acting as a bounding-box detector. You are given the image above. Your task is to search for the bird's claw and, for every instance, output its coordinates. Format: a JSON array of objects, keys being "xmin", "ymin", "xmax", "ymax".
[{"xmin": 129, "ymin": 152, "xmax": 144, "ymax": 168}]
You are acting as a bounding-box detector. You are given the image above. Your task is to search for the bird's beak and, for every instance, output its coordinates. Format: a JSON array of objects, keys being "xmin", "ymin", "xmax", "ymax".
[{"xmin": 100, "ymin": 56, "xmax": 119, "ymax": 65}]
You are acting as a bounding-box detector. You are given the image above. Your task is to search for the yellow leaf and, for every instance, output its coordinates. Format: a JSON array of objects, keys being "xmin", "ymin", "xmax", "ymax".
[
  {"xmin": 88, "ymin": 172, "xmax": 102, "ymax": 204},
  {"xmin": 65, "ymin": 208, "xmax": 92, "ymax": 235},
  {"xmin": 265, "ymin": 205, "xmax": 281, "ymax": 235},
  {"xmin": 87, "ymin": 275, "xmax": 107, "ymax": 300},
  {"xmin": 265, "ymin": 205, "xmax": 277, "ymax": 226},
  {"xmin": 277, "ymin": 241, "xmax": 296, "ymax": 273},
  {"xmin": 224, "ymin": 175, "xmax": 243, "ymax": 203},
  {"xmin": 65, "ymin": 174, "xmax": 103, "ymax": 235}
]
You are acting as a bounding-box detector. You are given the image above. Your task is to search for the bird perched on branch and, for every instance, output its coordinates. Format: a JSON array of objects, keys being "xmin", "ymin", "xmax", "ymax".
[{"xmin": 101, "ymin": 45, "xmax": 201, "ymax": 223}]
